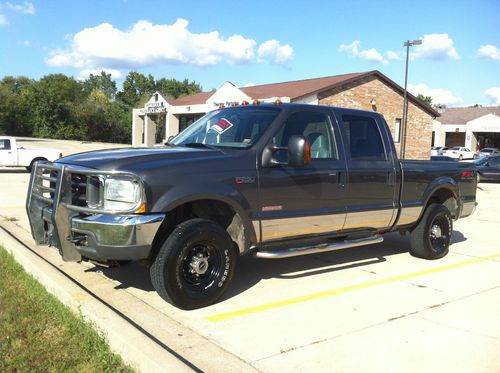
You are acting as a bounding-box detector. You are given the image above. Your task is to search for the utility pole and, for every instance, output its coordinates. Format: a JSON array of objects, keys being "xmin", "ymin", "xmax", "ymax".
[{"xmin": 400, "ymin": 39, "xmax": 422, "ymax": 159}]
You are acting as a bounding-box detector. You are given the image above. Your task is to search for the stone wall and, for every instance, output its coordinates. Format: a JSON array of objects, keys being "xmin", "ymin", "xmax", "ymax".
[{"xmin": 318, "ymin": 75, "xmax": 434, "ymax": 159}]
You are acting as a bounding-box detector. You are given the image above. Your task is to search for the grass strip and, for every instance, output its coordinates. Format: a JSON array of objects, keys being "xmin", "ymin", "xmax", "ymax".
[{"xmin": 0, "ymin": 246, "xmax": 134, "ymax": 372}]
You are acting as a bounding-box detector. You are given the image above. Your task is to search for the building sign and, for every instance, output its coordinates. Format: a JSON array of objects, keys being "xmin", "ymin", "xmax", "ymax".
[{"xmin": 145, "ymin": 102, "xmax": 167, "ymax": 114}]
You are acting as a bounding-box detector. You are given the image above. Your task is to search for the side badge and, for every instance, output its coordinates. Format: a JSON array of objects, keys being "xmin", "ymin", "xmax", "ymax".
[{"xmin": 235, "ymin": 176, "xmax": 255, "ymax": 184}]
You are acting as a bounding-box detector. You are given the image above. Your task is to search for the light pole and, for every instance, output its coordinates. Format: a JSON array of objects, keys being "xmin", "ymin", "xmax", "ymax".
[{"xmin": 400, "ymin": 39, "xmax": 422, "ymax": 159}]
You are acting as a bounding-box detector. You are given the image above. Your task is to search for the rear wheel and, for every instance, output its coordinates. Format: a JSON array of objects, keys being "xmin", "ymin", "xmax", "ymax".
[
  {"xmin": 150, "ymin": 218, "xmax": 236, "ymax": 309},
  {"xmin": 26, "ymin": 157, "xmax": 47, "ymax": 172},
  {"xmin": 410, "ymin": 204, "xmax": 453, "ymax": 260}
]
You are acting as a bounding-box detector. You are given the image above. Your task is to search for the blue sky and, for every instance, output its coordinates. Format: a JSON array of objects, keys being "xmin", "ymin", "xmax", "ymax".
[{"xmin": 1, "ymin": 0, "xmax": 499, "ymax": 106}]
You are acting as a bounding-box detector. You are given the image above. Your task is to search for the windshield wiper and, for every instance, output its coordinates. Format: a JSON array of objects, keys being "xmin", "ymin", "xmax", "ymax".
[{"xmin": 183, "ymin": 142, "xmax": 221, "ymax": 151}]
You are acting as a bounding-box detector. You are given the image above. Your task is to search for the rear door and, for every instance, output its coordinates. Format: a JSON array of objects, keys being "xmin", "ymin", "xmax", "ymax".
[
  {"xmin": 257, "ymin": 107, "xmax": 348, "ymax": 242},
  {"xmin": 0, "ymin": 139, "xmax": 17, "ymax": 166},
  {"xmin": 336, "ymin": 111, "xmax": 398, "ymax": 231}
]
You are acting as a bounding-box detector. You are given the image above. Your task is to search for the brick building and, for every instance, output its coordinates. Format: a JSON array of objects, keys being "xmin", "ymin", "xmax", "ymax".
[{"xmin": 133, "ymin": 70, "xmax": 439, "ymax": 159}]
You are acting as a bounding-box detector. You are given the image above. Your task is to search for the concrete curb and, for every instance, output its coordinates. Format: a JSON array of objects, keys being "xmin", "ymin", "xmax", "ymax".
[{"xmin": 0, "ymin": 225, "xmax": 194, "ymax": 373}]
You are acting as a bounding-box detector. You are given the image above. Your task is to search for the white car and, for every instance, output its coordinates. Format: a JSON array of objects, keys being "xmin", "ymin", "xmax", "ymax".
[
  {"xmin": 474, "ymin": 147, "xmax": 500, "ymax": 159},
  {"xmin": 442, "ymin": 146, "xmax": 475, "ymax": 160},
  {"xmin": 0, "ymin": 136, "xmax": 62, "ymax": 171},
  {"xmin": 430, "ymin": 146, "xmax": 448, "ymax": 157}
]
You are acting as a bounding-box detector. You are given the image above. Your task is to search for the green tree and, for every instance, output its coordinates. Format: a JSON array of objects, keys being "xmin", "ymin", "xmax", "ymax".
[
  {"xmin": 82, "ymin": 71, "xmax": 117, "ymax": 100},
  {"xmin": 0, "ymin": 76, "xmax": 35, "ymax": 135},
  {"xmin": 417, "ymin": 94, "xmax": 433, "ymax": 107},
  {"xmin": 29, "ymin": 74, "xmax": 85, "ymax": 139},
  {"xmin": 117, "ymin": 72, "xmax": 156, "ymax": 106},
  {"xmin": 155, "ymin": 78, "xmax": 202, "ymax": 99}
]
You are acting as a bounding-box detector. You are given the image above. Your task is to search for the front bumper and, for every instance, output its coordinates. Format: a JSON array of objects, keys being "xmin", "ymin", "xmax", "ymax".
[
  {"xmin": 71, "ymin": 213, "xmax": 164, "ymax": 261},
  {"xmin": 26, "ymin": 162, "xmax": 165, "ymax": 262}
]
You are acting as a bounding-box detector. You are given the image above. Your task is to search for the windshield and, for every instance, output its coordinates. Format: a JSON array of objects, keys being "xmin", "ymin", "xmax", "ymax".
[
  {"xmin": 450, "ymin": 146, "xmax": 460, "ymax": 150},
  {"xmin": 171, "ymin": 106, "xmax": 281, "ymax": 149},
  {"xmin": 474, "ymin": 157, "xmax": 489, "ymax": 165}
]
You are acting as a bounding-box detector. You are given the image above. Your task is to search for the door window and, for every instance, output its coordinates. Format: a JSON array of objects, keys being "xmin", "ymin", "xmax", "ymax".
[
  {"xmin": 273, "ymin": 111, "xmax": 337, "ymax": 162},
  {"xmin": 342, "ymin": 115, "xmax": 386, "ymax": 161}
]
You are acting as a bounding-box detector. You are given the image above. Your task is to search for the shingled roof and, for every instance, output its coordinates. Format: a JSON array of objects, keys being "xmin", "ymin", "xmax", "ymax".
[
  {"xmin": 436, "ymin": 106, "xmax": 500, "ymax": 124},
  {"xmin": 170, "ymin": 70, "xmax": 440, "ymax": 117}
]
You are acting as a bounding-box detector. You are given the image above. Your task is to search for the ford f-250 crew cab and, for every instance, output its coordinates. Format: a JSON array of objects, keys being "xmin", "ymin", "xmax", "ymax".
[
  {"xmin": 26, "ymin": 103, "xmax": 477, "ymax": 309},
  {"xmin": 0, "ymin": 136, "xmax": 62, "ymax": 171}
]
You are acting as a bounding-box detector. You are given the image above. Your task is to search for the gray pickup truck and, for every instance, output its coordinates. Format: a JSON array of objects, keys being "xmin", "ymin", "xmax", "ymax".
[{"xmin": 26, "ymin": 103, "xmax": 477, "ymax": 309}]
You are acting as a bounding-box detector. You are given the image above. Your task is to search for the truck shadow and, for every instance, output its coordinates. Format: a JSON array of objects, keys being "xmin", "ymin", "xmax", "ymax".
[
  {"xmin": 0, "ymin": 169, "xmax": 29, "ymax": 173},
  {"xmin": 83, "ymin": 230, "xmax": 467, "ymax": 300}
]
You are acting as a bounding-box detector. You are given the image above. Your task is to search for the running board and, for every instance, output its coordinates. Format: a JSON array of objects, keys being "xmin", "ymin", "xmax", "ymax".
[{"xmin": 255, "ymin": 235, "xmax": 384, "ymax": 259}]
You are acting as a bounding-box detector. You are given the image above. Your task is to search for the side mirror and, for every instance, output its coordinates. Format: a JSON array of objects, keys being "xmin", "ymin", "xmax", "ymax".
[
  {"xmin": 288, "ymin": 135, "xmax": 311, "ymax": 167},
  {"xmin": 261, "ymin": 135, "xmax": 311, "ymax": 168}
]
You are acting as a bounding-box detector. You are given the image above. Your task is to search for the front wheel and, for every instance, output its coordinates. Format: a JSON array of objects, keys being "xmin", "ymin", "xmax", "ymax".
[
  {"xmin": 150, "ymin": 218, "xmax": 236, "ymax": 310},
  {"xmin": 458, "ymin": 154, "xmax": 463, "ymax": 161},
  {"xmin": 410, "ymin": 204, "xmax": 453, "ymax": 260}
]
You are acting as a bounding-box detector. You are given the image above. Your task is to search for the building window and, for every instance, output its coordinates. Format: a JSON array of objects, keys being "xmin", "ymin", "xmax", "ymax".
[{"xmin": 394, "ymin": 118, "xmax": 402, "ymax": 143}]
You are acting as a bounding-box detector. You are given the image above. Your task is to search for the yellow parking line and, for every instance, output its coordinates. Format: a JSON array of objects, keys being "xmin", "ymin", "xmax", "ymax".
[{"xmin": 207, "ymin": 253, "xmax": 500, "ymax": 322}]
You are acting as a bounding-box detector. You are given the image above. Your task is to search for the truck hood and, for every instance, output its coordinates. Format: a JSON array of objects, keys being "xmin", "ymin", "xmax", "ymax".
[{"xmin": 56, "ymin": 146, "xmax": 223, "ymax": 170}]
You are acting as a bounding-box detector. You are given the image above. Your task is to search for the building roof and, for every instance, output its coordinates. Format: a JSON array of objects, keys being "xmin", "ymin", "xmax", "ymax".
[
  {"xmin": 436, "ymin": 106, "xmax": 500, "ymax": 124},
  {"xmin": 170, "ymin": 70, "xmax": 440, "ymax": 117}
]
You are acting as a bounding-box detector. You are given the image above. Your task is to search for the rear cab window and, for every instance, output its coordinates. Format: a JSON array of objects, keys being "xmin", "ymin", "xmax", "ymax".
[{"xmin": 342, "ymin": 115, "xmax": 387, "ymax": 161}]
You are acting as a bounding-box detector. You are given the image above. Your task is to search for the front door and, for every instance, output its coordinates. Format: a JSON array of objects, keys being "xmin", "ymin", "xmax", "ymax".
[
  {"xmin": 258, "ymin": 108, "xmax": 347, "ymax": 242},
  {"xmin": 0, "ymin": 139, "xmax": 16, "ymax": 166},
  {"xmin": 337, "ymin": 112, "xmax": 398, "ymax": 231}
]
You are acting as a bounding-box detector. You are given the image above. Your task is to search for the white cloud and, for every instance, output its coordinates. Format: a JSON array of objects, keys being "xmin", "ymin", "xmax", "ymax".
[
  {"xmin": 485, "ymin": 87, "xmax": 500, "ymax": 105},
  {"xmin": 77, "ymin": 68, "xmax": 122, "ymax": 80},
  {"xmin": 385, "ymin": 50, "xmax": 401, "ymax": 60},
  {"xmin": 0, "ymin": 13, "xmax": 6, "ymax": 26},
  {"xmin": 257, "ymin": 40, "xmax": 293, "ymax": 65},
  {"xmin": 46, "ymin": 19, "xmax": 293, "ymax": 76},
  {"xmin": 408, "ymin": 83, "xmax": 463, "ymax": 106},
  {"xmin": 1, "ymin": 1, "xmax": 35, "ymax": 14},
  {"xmin": 242, "ymin": 82, "xmax": 255, "ymax": 87},
  {"xmin": 412, "ymin": 34, "xmax": 459, "ymax": 60},
  {"xmin": 18, "ymin": 39, "xmax": 30, "ymax": 47},
  {"xmin": 339, "ymin": 40, "xmax": 387, "ymax": 64},
  {"xmin": 478, "ymin": 44, "xmax": 500, "ymax": 61}
]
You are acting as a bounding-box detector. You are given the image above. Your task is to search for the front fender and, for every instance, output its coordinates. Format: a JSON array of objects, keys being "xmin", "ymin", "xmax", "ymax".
[{"xmin": 150, "ymin": 182, "xmax": 257, "ymax": 250}]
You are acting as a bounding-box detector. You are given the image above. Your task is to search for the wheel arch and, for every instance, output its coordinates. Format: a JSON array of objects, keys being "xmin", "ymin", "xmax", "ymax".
[
  {"xmin": 150, "ymin": 192, "xmax": 257, "ymax": 261},
  {"xmin": 420, "ymin": 177, "xmax": 461, "ymax": 223}
]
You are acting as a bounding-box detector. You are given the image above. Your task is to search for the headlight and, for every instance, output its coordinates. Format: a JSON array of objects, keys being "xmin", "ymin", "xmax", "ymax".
[{"xmin": 103, "ymin": 177, "xmax": 142, "ymax": 211}]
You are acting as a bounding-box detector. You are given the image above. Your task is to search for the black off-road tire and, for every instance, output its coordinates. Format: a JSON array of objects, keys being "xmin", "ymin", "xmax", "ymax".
[
  {"xmin": 150, "ymin": 218, "xmax": 236, "ymax": 310},
  {"xmin": 410, "ymin": 203, "xmax": 453, "ymax": 260}
]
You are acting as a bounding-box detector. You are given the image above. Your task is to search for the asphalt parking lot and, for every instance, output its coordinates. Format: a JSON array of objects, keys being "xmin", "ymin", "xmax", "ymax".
[{"xmin": 1, "ymin": 138, "xmax": 500, "ymax": 372}]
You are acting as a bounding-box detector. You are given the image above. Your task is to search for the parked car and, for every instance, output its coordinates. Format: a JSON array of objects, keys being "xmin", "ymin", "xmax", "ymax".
[
  {"xmin": 475, "ymin": 155, "xmax": 500, "ymax": 182},
  {"xmin": 430, "ymin": 156, "xmax": 457, "ymax": 161},
  {"xmin": 26, "ymin": 103, "xmax": 478, "ymax": 309},
  {"xmin": 0, "ymin": 136, "xmax": 62, "ymax": 171},
  {"xmin": 430, "ymin": 146, "xmax": 448, "ymax": 157},
  {"xmin": 442, "ymin": 146, "xmax": 475, "ymax": 160},
  {"xmin": 473, "ymin": 147, "xmax": 499, "ymax": 159}
]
